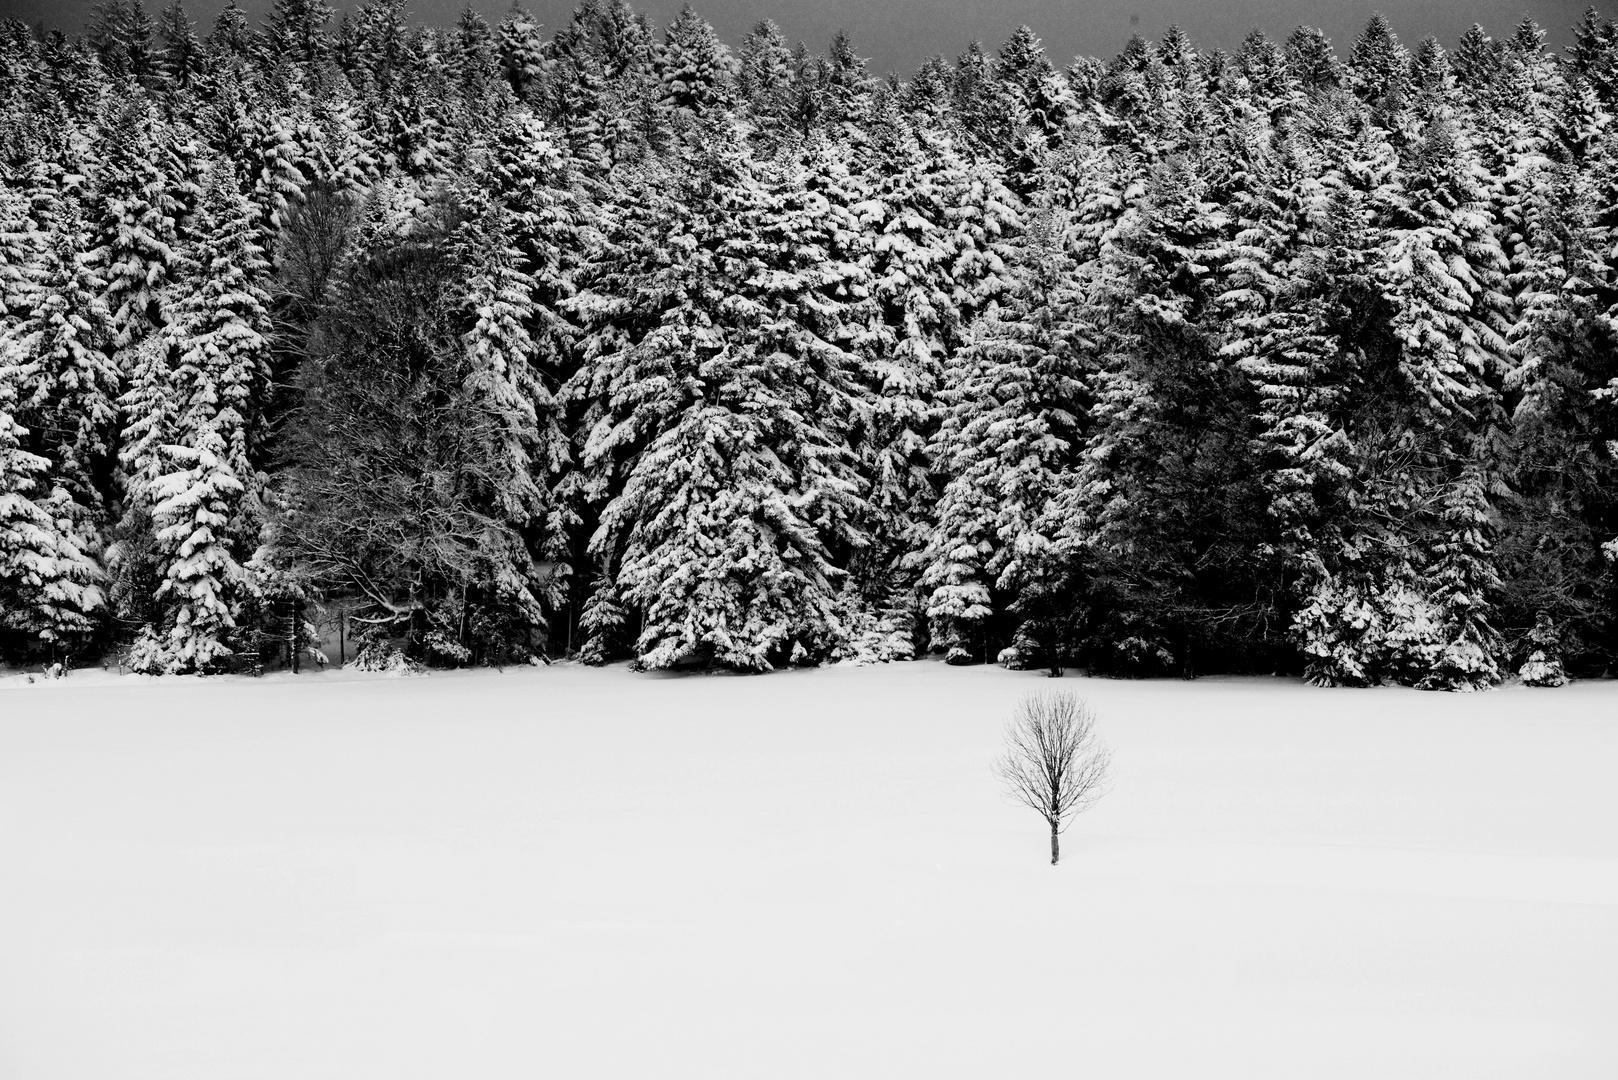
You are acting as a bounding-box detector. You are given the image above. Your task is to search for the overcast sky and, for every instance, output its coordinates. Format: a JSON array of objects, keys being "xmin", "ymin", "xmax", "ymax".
[{"xmin": 3, "ymin": 0, "xmax": 1595, "ymax": 77}]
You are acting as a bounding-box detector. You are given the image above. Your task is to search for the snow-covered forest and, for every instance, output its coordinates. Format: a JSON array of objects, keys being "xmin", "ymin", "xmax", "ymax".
[{"xmin": 2, "ymin": 0, "xmax": 1616, "ymax": 688}]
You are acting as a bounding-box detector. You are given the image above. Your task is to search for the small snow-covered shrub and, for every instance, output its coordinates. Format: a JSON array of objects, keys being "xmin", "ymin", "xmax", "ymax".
[
  {"xmin": 1519, "ymin": 653, "xmax": 1567, "ymax": 687},
  {"xmin": 349, "ymin": 641, "xmax": 424, "ymax": 676},
  {"xmin": 578, "ymin": 574, "xmax": 629, "ymax": 666},
  {"xmin": 997, "ymin": 645, "xmax": 1027, "ymax": 669},
  {"xmin": 945, "ymin": 645, "xmax": 974, "ymax": 665},
  {"xmin": 424, "ymin": 630, "xmax": 473, "ymax": 665},
  {"xmin": 1299, "ymin": 578, "xmax": 1445, "ymax": 687},
  {"xmin": 835, "ymin": 603, "xmax": 916, "ymax": 666},
  {"xmin": 1518, "ymin": 613, "xmax": 1568, "ymax": 687},
  {"xmin": 1092, "ymin": 635, "xmax": 1175, "ymax": 677}
]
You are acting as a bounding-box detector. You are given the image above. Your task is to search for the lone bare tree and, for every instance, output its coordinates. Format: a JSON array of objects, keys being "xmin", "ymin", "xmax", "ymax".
[{"xmin": 996, "ymin": 691, "xmax": 1112, "ymax": 864}]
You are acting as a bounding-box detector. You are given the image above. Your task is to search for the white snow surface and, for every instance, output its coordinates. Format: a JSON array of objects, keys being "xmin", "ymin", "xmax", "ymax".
[{"xmin": 2, "ymin": 661, "xmax": 1616, "ymax": 1079}]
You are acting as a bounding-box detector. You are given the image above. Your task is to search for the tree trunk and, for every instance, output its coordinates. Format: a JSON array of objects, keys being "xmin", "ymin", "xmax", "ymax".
[{"xmin": 1050, "ymin": 827, "xmax": 1059, "ymax": 865}]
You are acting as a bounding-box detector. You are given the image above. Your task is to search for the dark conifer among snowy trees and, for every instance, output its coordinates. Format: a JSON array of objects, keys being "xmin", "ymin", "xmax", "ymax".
[{"xmin": 2, "ymin": 4, "xmax": 1617, "ymax": 687}]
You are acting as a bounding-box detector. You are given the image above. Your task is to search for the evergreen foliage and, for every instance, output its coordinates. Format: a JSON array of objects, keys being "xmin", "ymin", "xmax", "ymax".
[{"xmin": 2, "ymin": 4, "xmax": 1616, "ymax": 685}]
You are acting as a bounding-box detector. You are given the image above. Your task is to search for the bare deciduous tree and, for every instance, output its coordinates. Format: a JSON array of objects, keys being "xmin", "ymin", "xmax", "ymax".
[{"xmin": 996, "ymin": 691, "xmax": 1112, "ymax": 864}]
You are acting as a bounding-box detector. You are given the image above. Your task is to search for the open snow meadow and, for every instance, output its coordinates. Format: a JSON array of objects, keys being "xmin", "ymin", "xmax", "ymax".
[{"xmin": 2, "ymin": 662, "xmax": 1616, "ymax": 1079}]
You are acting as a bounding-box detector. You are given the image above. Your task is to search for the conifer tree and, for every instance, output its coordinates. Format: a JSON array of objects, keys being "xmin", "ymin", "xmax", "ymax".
[
  {"xmin": 657, "ymin": 4, "xmax": 731, "ymax": 114},
  {"xmin": 0, "ymin": 187, "xmax": 43, "ymax": 323},
  {"xmin": 457, "ymin": 200, "xmax": 570, "ymax": 564},
  {"xmin": 737, "ymin": 19, "xmax": 792, "ymax": 123},
  {"xmin": 0, "ymin": 363, "xmax": 106, "ymax": 658},
  {"xmin": 1050, "ymin": 154, "xmax": 1272, "ymax": 674},
  {"xmin": 576, "ymin": 568, "xmax": 628, "ymax": 663},
  {"xmin": 570, "ymin": 124, "xmax": 855, "ymax": 668},
  {"xmin": 0, "ymin": 209, "xmax": 117, "ymax": 651},
  {"xmin": 1451, "ymin": 25, "xmax": 1503, "ymax": 95},
  {"xmin": 1283, "ymin": 26, "xmax": 1339, "ymax": 91},
  {"xmin": 90, "ymin": 0, "xmax": 158, "ymax": 85},
  {"xmin": 496, "ymin": 4, "xmax": 547, "ymax": 102},
  {"xmin": 1418, "ymin": 462, "xmax": 1504, "ymax": 690},
  {"xmin": 918, "ymin": 213, "xmax": 1085, "ymax": 660},
  {"xmin": 1497, "ymin": 149, "xmax": 1618, "ymax": 666},
  {"xmin": 266, "ymin": 0, "xmax": 335, "ymax": 67},
  {"xmin": 154, "ymin": 0, "xmax": 205, "ymax": 89},
  {"xmin": 853, "ymin": 110, "xmax": 975, "ymax": 583},
  {"xmin": 117, "ymin": 171, "xmax": 270, "ymax": 672},
  {"xmin": 1566, "ymin": 7, "xmax": 1618, "ymax": 105},
  {"xmin": 206, "ymin": 0, "xmax": 260, "ymax": 66},
  {"xmin": 1518, "ymin": 611, "xmax": 1568, "ymax": 685},
  {"xmin": 1346, "ymin": 13, "xmax": 1409, "ymax": 107},
  {"xmin": 89, "ymin": 99, "xmax": 183, "ymax": 355},
  {"xmin": 450, "ymin": 6, "xmax": 501, "ymax": 106}
]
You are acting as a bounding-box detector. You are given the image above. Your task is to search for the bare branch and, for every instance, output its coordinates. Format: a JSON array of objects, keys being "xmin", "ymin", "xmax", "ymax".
[{"xmin": 994, "ymin": 691, "xmax": 1113, "ymax": 864}]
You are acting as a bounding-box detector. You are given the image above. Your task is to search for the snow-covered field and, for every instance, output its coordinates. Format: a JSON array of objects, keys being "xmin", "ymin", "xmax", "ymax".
[{"xmin": 2, "ymin": 662, "xmax": 1615, "ymax": 1079}]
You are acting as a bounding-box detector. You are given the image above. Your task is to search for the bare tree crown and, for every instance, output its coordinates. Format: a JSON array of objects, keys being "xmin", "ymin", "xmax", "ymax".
[{"xmin": 996, "ymin": 691, "xmax": 1112, "ymax": 839}]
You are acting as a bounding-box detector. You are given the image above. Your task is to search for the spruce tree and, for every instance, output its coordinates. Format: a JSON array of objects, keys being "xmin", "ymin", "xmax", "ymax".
[
  {"xmin": 918, "ymin": 213, "xmax": 1085, "ymax": 660},
  {"xmin": 657, "ymin": 4, "xmax": 731, "ymax": 115},
  {"xmin": 118, "ymin": 171, "xmax": 270, "ymax": 672},
  {"xmin": 1346, "ymin": 13, "xmax": 1409, "ymax": 109},
  {"xmin": 0, "ymin": 367, "xmax": 105, "ymax": 659},
  {"xmin": 154, "ymin": 0, "xmax": 205, "ymax": 89},
  {"xmin": 0, "ymin": 209, "xmax": 117, "ymax": 653},
  {"xmin": 570, "ymin": 124, "xmax": 855, "ymax": 668}
]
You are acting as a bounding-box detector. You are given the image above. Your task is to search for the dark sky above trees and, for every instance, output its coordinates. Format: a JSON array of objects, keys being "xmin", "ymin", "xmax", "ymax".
[{"xmin": 7, "ymin": 0, "xmax": 1595, "ymax": 75}]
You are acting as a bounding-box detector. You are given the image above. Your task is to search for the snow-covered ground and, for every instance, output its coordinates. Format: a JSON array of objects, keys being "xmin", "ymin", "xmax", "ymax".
[{"xmin": 2, "ymin": 661, "xmax": 1615, "ymax": 1079}]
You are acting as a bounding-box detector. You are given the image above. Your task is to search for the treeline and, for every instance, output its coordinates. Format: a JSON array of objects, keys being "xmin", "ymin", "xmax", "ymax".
[{"xmin": 1, "ymin": 0, "xmax": 1616, "ymax": 688}]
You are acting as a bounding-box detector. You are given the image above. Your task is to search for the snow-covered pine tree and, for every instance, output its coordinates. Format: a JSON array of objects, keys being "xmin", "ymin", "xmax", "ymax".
[
  {"xmin": 946, "ymin": 152, "xmax": 1022, "ymax": 336},
  {"xmin": 265, "ymin": 0, "xmax": 334, "ymax": 67},
  {"xmin": 90, "ymin": 0, "xmax": 159, "ymax": 86},
  {"xmin": 1418, "ymin": 461, "xmax": 1504, "ymax": 690},
  {"xmin": 89, "ymin": 97, "xmax": 182, "ymax": 356},
  {"xmin": 116, "ymin": 169, "xmax": 270, "ymax": 672},
  {"xmin": 204, "ymin": 74, "xmax": 314, "ymax": 262},
  {"xmin": 305, "ymin": 89, "xmax": 379, "ymax": 194},
  {"xmin": 1283, "ymin": 26, "xmax": 1339, "ymax": 91},
  {"xmin": 818, "ymin": 29, "xmax": 874, "ymax": 134},
  {"xmin": 1345, "ymin": 12, "xmax": 1409, "ymax": 112},
  {"xmin": 544, "ymin": 17, "xmax": 613, "ymax": 174},
  {"xmin": 1231, "ymin": 29, "xmax": 1298, "ymax": 120},
  {"xmin": 0, "ymin": 205, "xmax": 117, "ymax": 653},
  {"xmin": 154, "ymin": 0, "xmax": 205, "ymax": 90},
  {"xmin": 851, "ymin": 108, "xmax": 973, "ymax": 599},
  {"xmin": 755, "ymin": 134, "xmax": 887, "ymax": 654},
  {"xmin": 474, "ymin": 109, "xmax": 586, "ymax": 426},
  {"xmin": 569, "ymin": 121, "xmax": 855, "ymax": 668},
  {"xmin": 1566, "ymin": 7, "xmax": 1618, "ymax": 107},
  {"xmin": 917, "ymin": 211, "xmax": 1086, "ymax": 662},
  {"xmin": 452, "ymin": 199, "xmax": 569, "ymax": 633},
  {"xmin": 0, "ymin": 186, "xmax": 43, "ymax": 324},
  {"xmin": 1518, "ymin": 611, "xmax": 1568, "ymax": 685},
  {"xmin": 1495, "ymin": 118, "xmax": 1618, "ymax": 671},
  {"xmin": 1375, "ymin": 116, "xmax": 1512, "ymax": 688},
  {"xmin": 736, "ymin": 19, "xmax": 793, "ymax": 133},
  {"xmin": 657, "ymin": 4, "xmax": 731, "ymax": 115},
  {"xmin": 450, "ymin": 6, "xmax": 501, "ymax": 109},
  {"xmin": 496, "ymin": 4, "xmax": 547, "ymax": 104},
  {"xmin": 1217, "ymin": 126, "xmax": 1376, "ymax": 675},
  {"xmin": 1047, "ymin": 151, "xmax": 1268, "ymax": 675},
  {"xmin": 0, "ymin": 360, "xmax": 106, "ymax": 659},
  {"xmin": 1451, "ymin": 25, "xmax": 1504, "ymax": 99},
  {"xmin": 206, "ymin": 0, "xmax": 261, "ymax": 66},
  {"xmin": 576, "ymin": 567, "xmax": 628, "ymax": 664},
  {"xmin": 995, "ymin": 25, "xmax": 1057, "ymax": 121}
]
